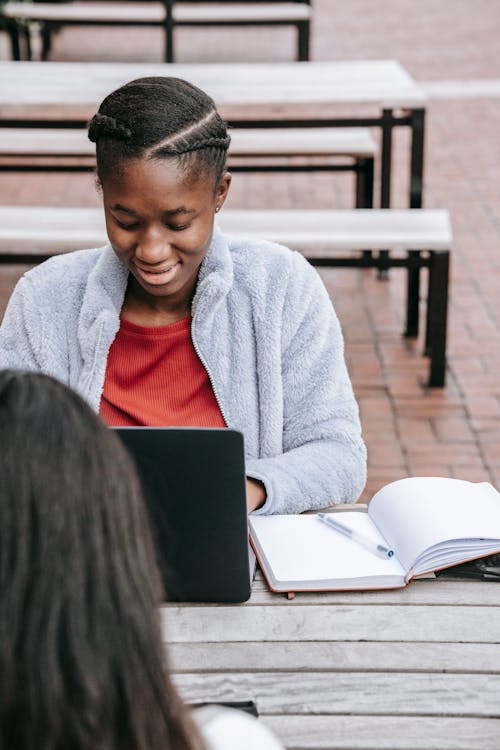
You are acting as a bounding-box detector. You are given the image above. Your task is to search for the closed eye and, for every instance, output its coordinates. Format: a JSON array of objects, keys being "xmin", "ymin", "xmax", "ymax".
[
  {"xmin": 169, "ymin": 223, "xmax": 190, "ymax": 231},
  {"xmin": 115, "ymin": 218, "xmax": 140, "ymax": 230}
]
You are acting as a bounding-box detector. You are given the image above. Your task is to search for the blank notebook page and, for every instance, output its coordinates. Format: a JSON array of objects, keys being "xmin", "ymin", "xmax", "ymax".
[
  {"xmin": 369, "ymin": 477, "xmax": 500, "ymax": 573},
  {"xmin": 249, "ymin": 513, "xmax": 405, "ymax": 584}
]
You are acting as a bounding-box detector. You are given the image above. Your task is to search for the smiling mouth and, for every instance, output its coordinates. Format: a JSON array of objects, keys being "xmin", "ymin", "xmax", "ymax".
[{"xmin": 133, "ymin": 261, "xmax": 181, "ymax": 284}]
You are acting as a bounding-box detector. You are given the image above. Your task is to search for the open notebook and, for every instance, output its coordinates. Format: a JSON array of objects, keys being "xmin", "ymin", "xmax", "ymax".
[{"xmin": 248, "ymin": 477, "xmax": 500, "ymax": 593}]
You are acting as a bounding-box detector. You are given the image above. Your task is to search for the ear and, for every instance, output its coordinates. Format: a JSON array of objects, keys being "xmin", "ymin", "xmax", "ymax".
[{"xmin": 215, "ymin": 171, "xmax": 232, "ymax": 212}]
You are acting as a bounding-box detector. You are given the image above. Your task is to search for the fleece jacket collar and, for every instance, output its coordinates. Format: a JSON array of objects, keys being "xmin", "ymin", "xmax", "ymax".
[{"xmin": 75, "ymin": 226, "xmax": 233, "ymax": 407}]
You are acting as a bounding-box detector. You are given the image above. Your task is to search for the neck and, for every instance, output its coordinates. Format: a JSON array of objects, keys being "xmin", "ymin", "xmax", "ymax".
[{"xmin": 121, "ymin": 278, "xmax": 194, "ymax": 326}]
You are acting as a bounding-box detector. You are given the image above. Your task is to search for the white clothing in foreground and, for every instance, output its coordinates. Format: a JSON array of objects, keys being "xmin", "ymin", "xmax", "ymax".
[{"xmin": 194, "ymin": 706, "xmax": 284, "ymax": 750}]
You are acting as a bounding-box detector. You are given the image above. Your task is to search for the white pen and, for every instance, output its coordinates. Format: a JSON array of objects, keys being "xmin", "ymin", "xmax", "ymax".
[{"xmin": 317, "ymin": 513, "xmax": 394, "ymax": 559}]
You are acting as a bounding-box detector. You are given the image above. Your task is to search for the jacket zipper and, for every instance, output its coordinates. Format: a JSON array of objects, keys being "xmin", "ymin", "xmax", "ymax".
[
  {"xmin": 81, "ymin": 318, "xmax": 107, "ymax": 406},
  {"xmin": 191, "ymin": 322, "xmax": 231, "ymax": 428}
]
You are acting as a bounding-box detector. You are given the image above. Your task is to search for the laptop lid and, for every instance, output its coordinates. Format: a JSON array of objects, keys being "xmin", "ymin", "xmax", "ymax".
[{"xmin": 114, "ymin": 427, "xmax": 252, "ymax": 603}]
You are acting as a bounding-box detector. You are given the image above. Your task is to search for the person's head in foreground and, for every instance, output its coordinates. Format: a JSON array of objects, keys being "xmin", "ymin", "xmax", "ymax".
[
  {"xmin": 0, "ymin": 369, "xmax": 285, "ymax": 750},
  {"xmin": 88, "ymin": 76, "xmax": 231, "ymax": 321},
  {"xmin": 0, "ymin": 369, "xmax": 202, "ymax": 750}
]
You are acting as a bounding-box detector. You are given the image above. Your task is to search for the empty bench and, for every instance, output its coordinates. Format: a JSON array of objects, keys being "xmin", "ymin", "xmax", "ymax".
[
  {"xmin": 0, "ymin": 127, "xmax": 376, "ymax": 208},
  {"xmin": 0, "ymin": 207, "xmax": 451, "ymax": 387},
  {"xmin": 1, "ymin": 0, "xmax": 312, "ymax": 62}
]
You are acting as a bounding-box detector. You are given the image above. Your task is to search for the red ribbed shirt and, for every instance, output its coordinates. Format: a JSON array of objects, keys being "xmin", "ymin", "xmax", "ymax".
[{"xmin": 99, "ymin": 316, "xmax": 226, "ymax": 427}]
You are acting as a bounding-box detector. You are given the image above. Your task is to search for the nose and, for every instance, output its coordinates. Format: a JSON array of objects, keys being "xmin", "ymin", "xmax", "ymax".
[{"xmin": 135, "ymin": 225, "xmax": 173, "ymax": 265}]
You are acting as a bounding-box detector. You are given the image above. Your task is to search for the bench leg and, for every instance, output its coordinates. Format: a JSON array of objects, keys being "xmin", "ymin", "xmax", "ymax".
[
  {"xmin": 41, "ymin": 22, "xmax": 55, "ymax": 61},
  {"xmin": 5, "ymin": 19, "xmax": 21, "ymax": 60},
  {"xmin": 297, "ymin": 20, "xmax": 310, "ymax": 61},
  {"xmin": 409, "ymin": 108, "xmax": 425, "ymax": 209},
  {"xmin": 380, "ymin": 109, "xmax": 393, "ymax": 209},
  {"xmin": 355, "ymin": 157, "xmax": 374, "ymax": 209},
  {"xmin": 377, "ymin": 109, "xmax": 394, "ymax": 279},
  {"xmin": 403, "ymin": 109, "xmax": 427, "ymax": 332},
  {"xmin": 163, "ymin": 0, "xmax": 174, "ymax": 62},
  {"xmin": 405, "ymin": 250, "xmax": 421, "ymax": 337},
  {"xmin": 21, "ymin": 24, "xmax": 32, "ymax": 60},
  {"xmin": 424, "ymin": 250, "xmax": 449, "ymax": 387},
  {"xmin": 6, "ymin": 19, "xmax": 32, "ymax": 60},
  {"xmin": 356, "ymin": 157, "xmax": 375, "ymax": 261}
]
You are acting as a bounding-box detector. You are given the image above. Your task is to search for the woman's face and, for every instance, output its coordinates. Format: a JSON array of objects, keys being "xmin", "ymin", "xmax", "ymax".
[{"xmin": 101, "ymin": 156, "xmax": 230, "ymax": 306}]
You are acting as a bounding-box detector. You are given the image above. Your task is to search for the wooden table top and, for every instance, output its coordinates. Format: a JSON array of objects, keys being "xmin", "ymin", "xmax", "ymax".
[
  {"xmin": 162, "ymin": 572, "xmax": 500, "ymax": 750},
  {"xmin": 0, "ymin": 59, "xmax": 427, "ymax": 115},
  {"xmin": 2, "ymin": 1, "xmax": 313, "ymax": 24}
]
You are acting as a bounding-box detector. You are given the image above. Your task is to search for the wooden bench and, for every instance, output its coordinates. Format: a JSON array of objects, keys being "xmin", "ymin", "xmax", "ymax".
[
  {"xmin": 0, "ymin": 127, "xmax": 376, "ymax": 208},
  {"xmin": 0, "ymin": 206, "xmax": 451, "ymax": 387},
  {"xmin": 0, "ymin": 0, "xmax": 312, "ymax": 62},
  {"xmin": 0, "ymin": 59, "xmax": 427, "ymax": 211}
]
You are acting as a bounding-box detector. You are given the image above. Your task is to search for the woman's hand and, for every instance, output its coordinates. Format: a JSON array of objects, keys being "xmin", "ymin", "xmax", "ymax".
[{"xmin": 246, "ymin": 478, "xmax": 266, "ymax": 513}]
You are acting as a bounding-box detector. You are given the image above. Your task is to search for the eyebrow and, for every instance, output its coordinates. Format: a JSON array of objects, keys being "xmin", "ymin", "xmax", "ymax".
[{"xmin": 111, "ymin": 204, "xmax": 195, "ymax": 216}]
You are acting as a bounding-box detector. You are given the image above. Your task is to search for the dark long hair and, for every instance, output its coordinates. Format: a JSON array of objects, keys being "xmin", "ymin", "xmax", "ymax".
[{"xmin": 0, "ymin": 370, "xmax": 204, "ymax": 750}]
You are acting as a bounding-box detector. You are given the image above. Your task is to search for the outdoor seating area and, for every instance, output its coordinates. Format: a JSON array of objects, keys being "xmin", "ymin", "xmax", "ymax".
[
  {"xmin": 1, "ymin": 1, "xmax": 500, "ymax": 748},
  {"xmin": 0, "ymin": 0, "xmax": 312, "ymax": 62},
  {"xmin": 0, "ymin": 205, "xmax": 451, "ymax": 386}
]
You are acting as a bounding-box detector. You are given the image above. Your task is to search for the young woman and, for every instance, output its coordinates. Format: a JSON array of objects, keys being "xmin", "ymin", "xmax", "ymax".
[
  {"xmin": 0, "ymin": 369, "xmax": 284, "ymax": 750},
  {"xmin": 0, "ymin": 76, "xmax": 366, "ymax": 514}
]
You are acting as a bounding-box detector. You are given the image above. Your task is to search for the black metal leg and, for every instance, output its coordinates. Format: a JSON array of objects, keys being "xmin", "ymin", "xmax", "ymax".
[
  {"xmin": 41, "ymin": 22, "xmax": 54, "ymax": 61},
  {"xmin": 355, "ymin": 157, "xmax": 374, "ymax": 209},
  {"xmin": 5, "ymin": 20, "xmax": 21, "ymax": 60},
  {"xmin": 297, "ymin": 20, "xmax": 310, "ymax": 61},
  {"xmin": 163, "ymin": 0, "xmax": 174, "ymax": 62},
  {"xmin": 378, "ymin": 109, "xmax": 394, "ymax": 279},
  {"xmin": 409, "ymin": 108, "xmax": 425, "ymax": 209},
  {"xmin": 425, "ymin": 250, "xmax": 449, "ymax": 387},
  {"xmin": 405, "ymin": 250, "xmax": 421, "ymax": 337},
  {"xmin": 380, "ymin": 108, "xmax": 394, "ymax": 208},
  {"xmin": 405, "ymin": 108, "xmax": 426, "ymax": 334},
  {"xmin": 21, "ymin": 24, "xmax": 32, "ymax": 61},
  {"xmin": 356, "ymin": 157, "xmax": 374, "ymax": 260}
]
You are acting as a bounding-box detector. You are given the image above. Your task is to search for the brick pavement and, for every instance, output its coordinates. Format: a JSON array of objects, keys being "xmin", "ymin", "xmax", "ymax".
[{"xmin": 1, "ymin": 0, "xmax": 499, "ymax": 501}]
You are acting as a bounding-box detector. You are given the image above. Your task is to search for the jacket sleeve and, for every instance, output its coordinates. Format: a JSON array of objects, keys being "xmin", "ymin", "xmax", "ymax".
[
  {"xmin": 246, "ymin": 252, "xmax": 367, "ymax": 515},
  {"xmin": 0, "ymin": 275, "xmax": 44, "ymax": 371}
]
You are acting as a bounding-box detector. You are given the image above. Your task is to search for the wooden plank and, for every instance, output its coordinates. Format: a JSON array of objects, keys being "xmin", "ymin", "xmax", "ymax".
[
  {"xmin": 262, "ymin": 715, "xmax": 500, "ymax": 750},
  {"xmin": 3, "ymin": 1, "xmax": 311, "ymax": 24},
  {"xmin": 0, "ymin": 207, "xmax": 106, "ymax": 253},
  {"xmin": 231, "ymin": 127, "xmax": 377, "ymax": 156},
  {"xmin": 219, "ymin": 209, "xmax": 453, "ymax": 249},
  {"xmin": 247, "ymin": 576, "xmax": 500, "ymax": 606},
  {"xmin": 173, "ymin": 3, "xmax": 312, "ymax": 23},
  {"xmin": 168, "ymin": 640, "xmax": 500, "ymax": 674},
  {"xmin": 161, "ymin": 603, "xmax": 500, "ymax": 643},
  {"xmin": 0, "ymin": 60, "xmax": 427, "ymax": 110},
  {"xmin": 0, "ymin": 126, "xmax": 376, "ymax": 157},
  {"xmin": 0, "ymin": 128, "xmax": 93, "ymax": 156},
  {"xmin": 0, "ymin": 207, "xmax": 452, "ymax": 254},
  {"xmin": 173, "ymin": 671, "xmax": 500, "ymax": 717},
  {"xmin": 3, "ymin": 1, "xmax": 165, "ymax": 23}
]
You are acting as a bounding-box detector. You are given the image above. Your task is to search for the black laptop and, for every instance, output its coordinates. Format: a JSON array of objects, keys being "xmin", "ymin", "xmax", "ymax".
[{"xmin": 114, "ymin": 427, "xmax": 252, "ymax": 603}]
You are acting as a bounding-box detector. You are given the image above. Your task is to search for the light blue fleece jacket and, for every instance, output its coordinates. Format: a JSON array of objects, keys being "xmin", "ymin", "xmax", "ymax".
[{"xmin": 0, "ymin": 226, "xmax": 366, "ymax": 514}]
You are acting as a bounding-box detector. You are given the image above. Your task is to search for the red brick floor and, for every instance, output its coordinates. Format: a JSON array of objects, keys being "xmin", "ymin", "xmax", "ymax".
[{"xmin": 1, "ymin": 0, "xmax": 500, "ymax": 502}]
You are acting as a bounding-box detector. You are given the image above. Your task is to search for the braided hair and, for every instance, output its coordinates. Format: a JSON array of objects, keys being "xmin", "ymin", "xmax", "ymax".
[{"xmin": 88, "ymin": 77, "xmax": 230, "ymax": 188}]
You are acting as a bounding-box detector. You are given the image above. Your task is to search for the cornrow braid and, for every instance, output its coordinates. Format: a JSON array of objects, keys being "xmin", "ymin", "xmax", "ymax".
[
  {"xmin": 89, "ymin": 76, "xmax": 231, "ymax": 187},
  {"xmin": 87, "ymin": 112, "xmax": 132, "ymax": 143},
  {"xmin": 153, "ymin": 135, "xmax": 231, "ymax": 155},
  {"xmin": 190, "ymin": 135, "xmax": 231, "ymax": 151}
]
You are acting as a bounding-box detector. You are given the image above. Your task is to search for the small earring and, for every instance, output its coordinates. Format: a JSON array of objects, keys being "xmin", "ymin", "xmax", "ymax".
[{"xmin": 215, "ymin": 206, "xmax": 220, "ymax": 213}]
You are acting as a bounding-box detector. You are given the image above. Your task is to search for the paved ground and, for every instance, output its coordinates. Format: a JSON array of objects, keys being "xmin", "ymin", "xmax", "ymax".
[{"xmin": 1, "ymin": 0, "xmax": 500, "ymax": 502}]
